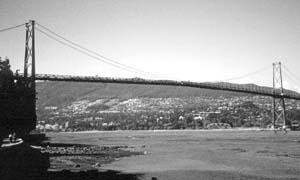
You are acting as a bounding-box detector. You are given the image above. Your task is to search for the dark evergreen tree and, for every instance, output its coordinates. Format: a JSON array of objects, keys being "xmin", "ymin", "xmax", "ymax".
[{"xmin": 0, "ymin": 57, "xmax": 36, "ymax": 145}]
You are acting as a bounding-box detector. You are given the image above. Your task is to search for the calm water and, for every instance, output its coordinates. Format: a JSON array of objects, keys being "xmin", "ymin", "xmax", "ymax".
[{"xmin": 47, "ymin": 130, "xmax": 300, "ymax": 180}]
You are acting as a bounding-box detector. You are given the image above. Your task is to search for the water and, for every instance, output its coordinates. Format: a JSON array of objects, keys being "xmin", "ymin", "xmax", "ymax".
[{"xmin": 47, "ymin": 130, "xmax": 300, "ymax": 180}]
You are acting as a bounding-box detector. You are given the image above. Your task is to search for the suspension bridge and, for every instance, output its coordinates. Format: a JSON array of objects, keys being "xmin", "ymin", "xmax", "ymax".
[{"xmin": 1, "ymin": 20, "xmax": 300, "ymax": 129}]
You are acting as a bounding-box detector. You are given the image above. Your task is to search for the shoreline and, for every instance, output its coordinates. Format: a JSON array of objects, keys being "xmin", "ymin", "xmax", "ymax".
[{"xmin": 55, "ymin": 127, "xmax": 275, "ymax": 133}]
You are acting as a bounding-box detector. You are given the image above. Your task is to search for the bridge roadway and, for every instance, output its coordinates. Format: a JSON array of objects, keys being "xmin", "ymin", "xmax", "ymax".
[{"xmin": 30, "ymin": 74, "xmax": 300, "ymax": 100}]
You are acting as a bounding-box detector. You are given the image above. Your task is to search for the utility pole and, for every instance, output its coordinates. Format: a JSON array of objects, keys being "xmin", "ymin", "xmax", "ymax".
[{"xmin": 272, "ymin": 62, "xmax": 286, "ymax": 131}]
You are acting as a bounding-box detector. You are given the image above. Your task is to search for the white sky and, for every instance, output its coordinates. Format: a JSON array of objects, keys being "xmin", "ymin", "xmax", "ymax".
[{"xmin": 1, "ymin": 0, "xmax": 300, "ymax": 90}]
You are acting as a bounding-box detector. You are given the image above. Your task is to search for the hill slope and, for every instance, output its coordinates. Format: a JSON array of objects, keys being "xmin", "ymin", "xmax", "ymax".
[{"xmin": 36, "ymin": 81, "xmax": 253, "ymax": 107}]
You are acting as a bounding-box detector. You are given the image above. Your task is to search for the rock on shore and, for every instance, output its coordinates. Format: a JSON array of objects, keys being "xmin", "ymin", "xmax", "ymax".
[{"xmin": 0, "ymin": 142, "xmax": 49, "ymax": 179}]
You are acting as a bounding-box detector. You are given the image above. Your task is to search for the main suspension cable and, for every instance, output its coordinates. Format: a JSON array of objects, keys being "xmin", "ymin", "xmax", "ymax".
[
  {"xmin": 214, "ymin": 65, "xmax": 270, "ymax": 83},
  {"xmin": 0, "ymin": 23, "xmax": 25, "ymax": 33},
  {"xmin": 35, "ymin": 27, "xmax": 152, "ymax": 76},
  {"xmin": 35, "ymin": 22, "xmax": 169, "ymax": 79},
  {"xmin": 282, "ymin": 64, "xmax": 300, "ymax": 84}
]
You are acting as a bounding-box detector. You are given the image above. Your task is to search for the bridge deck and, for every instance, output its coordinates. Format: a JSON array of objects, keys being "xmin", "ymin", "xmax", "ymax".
[{"xmin": 25, "ymin": 74, "xmax": 300, "ymax": 100}]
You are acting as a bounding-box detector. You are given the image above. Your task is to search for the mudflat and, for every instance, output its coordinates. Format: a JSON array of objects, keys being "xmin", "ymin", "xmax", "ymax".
[{"xmin": 47, "ymin": 130, "xmax": 300, "ymax": 180}]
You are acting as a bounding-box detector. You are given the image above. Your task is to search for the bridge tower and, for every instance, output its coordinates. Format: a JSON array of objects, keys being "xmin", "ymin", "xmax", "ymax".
[
  {"xmin": 272, "ymin": 62, "xmax": 286, "ymax": 129},
  {"xmin": 20, "ymin": 20, "xmax": 36, "ymax": 136},
  {"xmin": 24, "ymin": 20, "xmax": 36, "ymax": 84}
]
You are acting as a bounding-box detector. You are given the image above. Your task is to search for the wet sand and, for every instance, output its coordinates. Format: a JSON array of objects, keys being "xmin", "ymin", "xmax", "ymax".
[{"xmin": 47, "ymin": 130, "xmax": 300, "ymax": 180}]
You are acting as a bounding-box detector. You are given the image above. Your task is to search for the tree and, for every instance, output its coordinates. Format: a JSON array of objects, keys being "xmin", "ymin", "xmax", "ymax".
[
  {"xmin": 0, "ymin": 57, "xmax": 36, "ymax": 145},
  {"xmin": 0, "ymin": 57, "xmax": 15, "ymax": 145}
]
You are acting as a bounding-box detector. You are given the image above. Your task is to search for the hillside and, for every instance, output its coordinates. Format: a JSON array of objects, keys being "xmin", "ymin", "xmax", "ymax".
[
  {"xmin": 35, "ymin": 81, "xmax": 300, "ymax": 131},
  {"xmin": 36, "ymin": 81, "xmax": 253, "ymax": 108}
]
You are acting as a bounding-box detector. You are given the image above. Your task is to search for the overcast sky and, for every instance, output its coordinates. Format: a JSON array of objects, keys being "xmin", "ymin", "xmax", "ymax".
[{"xmin": 1, "ymin": 0, "xmax": 300, "ymax": 90}]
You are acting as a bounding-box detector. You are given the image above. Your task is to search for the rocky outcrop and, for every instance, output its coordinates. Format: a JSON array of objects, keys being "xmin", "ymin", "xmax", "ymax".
[{"xmin": 0, "ymin": 143, "xmax": 49, "ymax": 180}]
